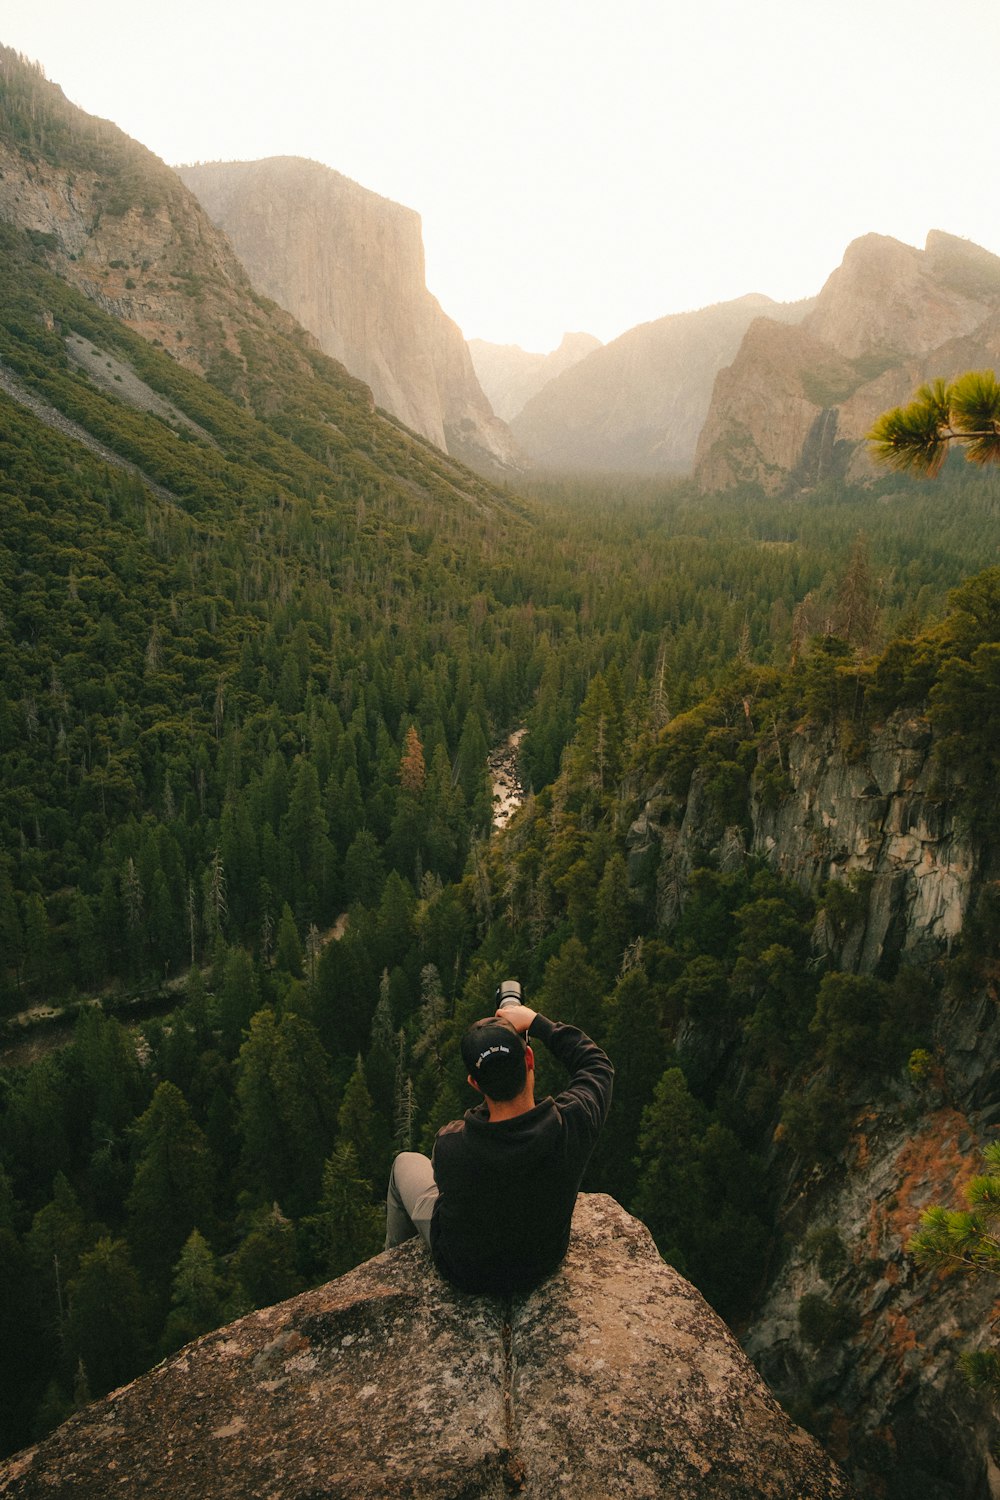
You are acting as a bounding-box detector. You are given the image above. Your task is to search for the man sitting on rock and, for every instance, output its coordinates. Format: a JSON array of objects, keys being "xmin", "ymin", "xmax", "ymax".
[{"xmin": 385, "ymin": 991, "xmax": 613, "ymax": 1295}]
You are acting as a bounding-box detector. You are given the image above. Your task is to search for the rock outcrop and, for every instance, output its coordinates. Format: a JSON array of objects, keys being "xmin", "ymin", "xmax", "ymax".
[
  {"xmin": 695, "ymin": 231, "xmax": 1000, "ymax": 493},
  {"xmin": 0, "ymin": 129, "xmax": 269, "ymax": 380},
  {"xmin": 751, "ymin": 713, "xmax": 975, "ymax": 974},
  {"xmin": 468, "ymin": 331, "xmax": 602, "ymax": 421},
  {"xmin": 178, "ymin": 157, "xmax": 518, "ymax": 476},
  {"xmin": 745, "ymin": 1067, "xmax": 1000, "ymax": 1500},
  {"xmin": 630, "ymin": 711, "xmax": 979, "ymax": 978},
  {"xmin": 0, "ymin": 1196, "xmax": 854, "ymax": 1499},
  {"xmin": 507, "ymin": 294, "xmax": 811, "ymax": 474}
]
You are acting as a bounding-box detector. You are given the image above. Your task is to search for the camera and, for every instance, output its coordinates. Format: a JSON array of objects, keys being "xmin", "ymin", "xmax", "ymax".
[{"xmin": 495, "ymin": 978, "xmax": 524, "ymax": 1011}]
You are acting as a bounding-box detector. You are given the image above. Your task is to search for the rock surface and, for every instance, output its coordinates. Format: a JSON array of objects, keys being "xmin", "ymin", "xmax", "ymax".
[
  {"xmin": 0, "ymin": 1196, "xmax": 854, "ymax": 1499},
  {"xmin": 695, "ymin": 231, "xmax": 1000, "ymax": 493},
  {"xmin": 751, "ymin": 714, "xmax": 976, "ymax": 974},
  {"xmin": 0, "ymin": 126, "xmax": 290, "ymax": 384},
  {"xmin": 745, "ymin": 1081, "xmax": 1000, "ymax": 1500},
  {"xmin": 631, "ymin": 711, "xmax": 980, "ymax": 977},
  {"xmin": 0, "ymin": 85, "xmax": 380, "ymax": 426},
  {"xmin": 178, "ymin": 157, "xmax": 518, "ymax": 476},
  {"xmin": 508, "ymin": 294, "xmax": 811, "ymax": 475}
]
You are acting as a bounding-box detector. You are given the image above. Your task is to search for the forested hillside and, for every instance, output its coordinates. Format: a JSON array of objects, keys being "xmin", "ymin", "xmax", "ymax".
[
  {"xmin": 2, "ymin": 226, "xmax": 998, "ymax": 1454},
  {"xmin": 2, "ymin": 44, "xmax": 1000, "ymax": 1495}
]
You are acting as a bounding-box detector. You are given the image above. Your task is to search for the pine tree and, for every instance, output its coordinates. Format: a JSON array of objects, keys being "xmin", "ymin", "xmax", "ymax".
[
  {"xmin": 160, "ymin": 1229, "xmax": 224, "ymax": 1355},
  {"xmin": 632, "ymin": 1067, "xmax": 708, "ymax": 1274},
  {"xmin": 833, "ymin": 533, "xmax": 879, "ymax": 650},
  {"xmin": 338, "ymin": 1055, "xmax": 390, "ymax": 1190},
  {"xmin": 275, "ymin": 903, "xmax": 304, "ymax": 979},
  {"xmin": 343, "ymin": 829, "xmax": 385, "ymax": 908},
  {"xmin": 283, "ymin": 756, "xmax": 334, "ymax": 922},
  {"xmin": 307, "ymin": 1143, "xmax": 383, "ymax": 1279},
  {"xmin": 218, "ymin": 945, "xmax": 259, "ymax": 1053},
  {"xmin": 593, "ymin": 966, "xmax": 667, "ymax": 1196},
  {"xmin": 394, "ymin": 1072, "xmax": 416, "ymax": 1154},
  {"xmin": 399, "ymin": 725, "xmax": 426, "ymax": 796},
  {"xmin": 229, "ymin": 1205, "xmax": 300, "ymax": 1312},
  {"xmin": 126, "ymin": 1082, "xmax": 215, "ymax": 1297},
  {"xmin": 66, "ymin": 1237, "xmax": 145, "ymax": 1397},
  {"xmin": 236, "ymin": 1009, "xmax": 336, "ymax": 1213},
  {"xmin": 593, "ymin": 852, "xmax": 634, "ymax": 980},
  {"xmin": 202, "ymin": 847, "xmax": 228, "ymax": 948},
  {"xmin": 26, "ymin": 1173, "xmax": 90, "ymax": 1344},
  {"xmin": 535, "ymin": 937, "xmax": 605, "ymax": 1042},
  {"xmin": 454, "ymin": 708, "xmax": 491, "ymax": 824},
  {"xmin": 412, "ymin": 964, "xmax": 448, "ymax": 1089},
  {"xmin": 365, "ymin": 972, "xmax": 397, "ymax": 1119}
]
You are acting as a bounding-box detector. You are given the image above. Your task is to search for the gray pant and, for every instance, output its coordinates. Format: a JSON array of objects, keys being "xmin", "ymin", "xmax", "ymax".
[{"xmin": 385, "ymin": 1151, "xmax": 439, "ymax": 1250}]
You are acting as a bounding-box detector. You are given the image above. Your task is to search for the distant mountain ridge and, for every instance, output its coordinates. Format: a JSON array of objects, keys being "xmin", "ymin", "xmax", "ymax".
[
  {"xmin": 507, "ymin": 294, "xmax": 813, "ymax": 474},
  {"xmin": 695, "ymin": 231, "xmax": 1000, "ymax": 492},
  {"xmin": 468, "ymin": 332, "xmax": 602, "ymax": 421},
  {"xmin": 178, "ymin": 156, "xmax": 518, "ymax": 477}
]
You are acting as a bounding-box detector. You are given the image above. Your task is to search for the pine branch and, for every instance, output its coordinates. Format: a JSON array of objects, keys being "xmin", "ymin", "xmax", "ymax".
[{"xmin": 869, "ymin": 371, "xmax": 1000, "ymax": 474}]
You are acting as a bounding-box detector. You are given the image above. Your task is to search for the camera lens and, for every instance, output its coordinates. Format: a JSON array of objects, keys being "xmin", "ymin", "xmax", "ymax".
[{"xmin": 496, "ymin": 978, "xmax": 523, "ymax": 1009}]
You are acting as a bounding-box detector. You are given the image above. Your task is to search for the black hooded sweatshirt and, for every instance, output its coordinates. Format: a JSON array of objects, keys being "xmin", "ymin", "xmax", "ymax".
[{"xmin": 429, "ymin": 1015, "xmax": 613, "ymax": 1295}]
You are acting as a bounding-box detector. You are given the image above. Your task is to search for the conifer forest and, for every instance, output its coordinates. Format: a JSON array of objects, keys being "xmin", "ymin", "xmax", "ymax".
[{"xmin": 2, "ymin": 46, "xmax": 1000, "ymax": 1494}]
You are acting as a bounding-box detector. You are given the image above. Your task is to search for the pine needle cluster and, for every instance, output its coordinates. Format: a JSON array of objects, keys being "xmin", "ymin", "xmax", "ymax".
[
  {"xmin": 910, "ymin": 1141, "xmax": 1000, "ymax": 1400},
  {"xmin": 868, "ymin": 371, "xmax": 1000, "ymax": 475}
]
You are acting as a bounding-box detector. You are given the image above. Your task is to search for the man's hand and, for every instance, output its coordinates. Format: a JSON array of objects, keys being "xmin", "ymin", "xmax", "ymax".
[{"xmin": 497, "ymin": 1003, "xmax": 537, "ymax": 1035}]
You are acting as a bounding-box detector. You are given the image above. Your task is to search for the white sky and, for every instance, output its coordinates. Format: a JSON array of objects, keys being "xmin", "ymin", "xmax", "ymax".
[{"xmin": 4, "ymin": 0, "xmax": 1000, "ymax": 351}]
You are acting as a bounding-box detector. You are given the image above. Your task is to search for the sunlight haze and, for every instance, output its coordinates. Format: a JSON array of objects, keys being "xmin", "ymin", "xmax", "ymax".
[{"xmin": 4, "ymin": 0, "xmax": 999, "ymax": 351}]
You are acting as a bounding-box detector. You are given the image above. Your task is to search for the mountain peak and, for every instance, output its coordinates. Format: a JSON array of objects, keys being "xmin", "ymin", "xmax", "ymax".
[{"xmin": 556, "ymin": 329, "xmax": 602, "ymax": 356}]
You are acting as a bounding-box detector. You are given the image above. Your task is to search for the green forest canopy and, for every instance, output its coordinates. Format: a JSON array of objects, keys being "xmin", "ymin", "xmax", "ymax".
[{"xmin": 1, "ymin": 48, "xmax": 1000, "ymax": 1453}]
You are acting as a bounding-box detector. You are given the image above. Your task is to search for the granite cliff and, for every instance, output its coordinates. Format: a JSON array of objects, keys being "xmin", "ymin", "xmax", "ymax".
[
  {"xmin": 468, "ymin": 331, "xmax": 602, "ymax": 422},
  {"xmin": 695, "ymin": 232, "xmax": 1000, "ymax": 493},
  {"xmin": 0, "ymin": 122, "xmax": 268, "ymax": 380},
  {"xmin": 507, "ymin": 294, "xmax": 811, "ymax": 474},
  {"xmin": 178, "ymin": 157, "xmax": 518, "ymax": 476},
  {"xmin": 628, "ymin": 709, "xmax": 1000, "ymax": 1496},
  {"xmin": 0, "ymin": 1196, "xmax": 854, "ymax": 1499},
  {"xmin": 0, "ymin": 51, "xmax": 379, "ymax": 412},
  {"xmin": 634, "ymin": 711, "xmax": 980, "ymax": 975},
  {"xmin": 0, "ymin": 49, "xmax": 522, "ymax": 514}
]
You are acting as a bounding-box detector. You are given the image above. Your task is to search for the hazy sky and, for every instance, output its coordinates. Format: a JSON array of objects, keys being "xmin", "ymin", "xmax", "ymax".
[{"xmin": 5, "ymin": 1, "xmax": 1000, "ymax": 351}]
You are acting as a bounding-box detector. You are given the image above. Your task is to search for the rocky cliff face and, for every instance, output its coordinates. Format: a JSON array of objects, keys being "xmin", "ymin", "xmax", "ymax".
[
  {"xmin": 695, "ymin": 232, "xmax": 1000, "ymax": 493},
  {"xmin": 628, "ymin": 712, "xmax": 1000, "ymax": 1495},
  {"xmin": 0, "ymin": 56, "xmax": 520, "ymax": 503},
  {"xmin": 178, "ymin": 157, "xmax": 518, "ymax": 476},
  {"xmin": 0, "ymin": 1196, "xmax": 854, "ymax": 1499},
  {"xmin": 468, "ymin": 331, "xmax": 602, "ymax": 421},
  {"xmin": 507, "ymin": 294, "xmax": 811, "ymax": 474},
  {"xmin": 745, "ymin": 1049, "xmax": 1000, "ymax": 1500},
  {"xmin": 752, "ymin": 714, "xmax": 975, "ymax": 974},
  {"xmin": 0, "ymin": 104, "xmax": 321, "ymax": 388},
  {"xmin": 632, "ymin": 711, "xmax": 980, "ymax": 976},
  {"xmin": 746, "ymin": 717, "xmax": 1000, "ymax": 1497}
]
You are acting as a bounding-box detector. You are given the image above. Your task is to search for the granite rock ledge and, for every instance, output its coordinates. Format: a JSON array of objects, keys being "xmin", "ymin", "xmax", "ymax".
[{"xmin": 0, "ymin": 1195, "xmax": 855, "ymax": 1499}]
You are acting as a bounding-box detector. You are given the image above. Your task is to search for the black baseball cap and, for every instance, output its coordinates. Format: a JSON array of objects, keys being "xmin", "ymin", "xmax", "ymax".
[{"xmin": 460, "ymin": 1016, "xmax": 527, "ymax": 1093}]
